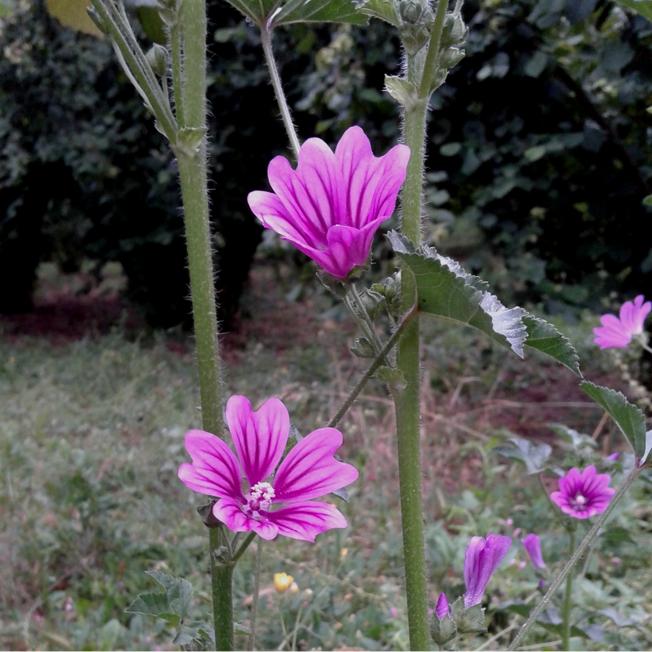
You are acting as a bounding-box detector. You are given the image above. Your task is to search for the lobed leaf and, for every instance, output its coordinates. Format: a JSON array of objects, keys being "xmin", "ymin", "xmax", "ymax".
[
  {"xmin": 357, "ymin": 0, "xmax": 400, "ymax": 26},
  {"xmin": 271, "ymin": 0, "xmax": 367, "ymax": 25},
  {"xmin": 223, "ymin": 0, "xmax": 365, "ymax": 26},
  {"xmin": 389, "ymin": 232, "xmax": 581, "ymax": 374},
  {"xmin": 579, "ymin": 381, "xmax": 648, "ymax": 461}
]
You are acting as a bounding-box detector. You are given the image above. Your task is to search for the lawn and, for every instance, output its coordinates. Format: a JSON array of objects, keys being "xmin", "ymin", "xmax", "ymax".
[{"xmin": 1, "ymin": 266, "xmax": 651, "ymax": 650}]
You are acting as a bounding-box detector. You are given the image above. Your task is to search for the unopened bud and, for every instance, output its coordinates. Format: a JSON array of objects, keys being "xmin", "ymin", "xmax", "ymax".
[
  {"xmin": 443, "ymin": 11, "xmax": 467, "ymax": 46},
  {"xmin": 146, "ymin": 44, "xmax": 168, "ymax": 77}
]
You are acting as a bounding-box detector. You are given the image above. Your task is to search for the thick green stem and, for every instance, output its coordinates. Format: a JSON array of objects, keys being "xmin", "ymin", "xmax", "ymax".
[
  {"xmin": 509, "ymin": 464, "xmax": 641, "ymax": 650},
  {"xmin": 211, "ymin": 530, "xmax": 234, "ymax": 651},
  {"xmin": 561, "ymin": 530, "xmax": 575, "ymax": 650},
  {"xmin": 395, "ymin": 92, "xmax": 430, "ymax": 652},
  {"xmin": 172, "ymin": 2, "xmax": 230, "ymax": 648},
  {"xmin": 260, "ymin": 25, "xmax": 301, "ymax": 158}
]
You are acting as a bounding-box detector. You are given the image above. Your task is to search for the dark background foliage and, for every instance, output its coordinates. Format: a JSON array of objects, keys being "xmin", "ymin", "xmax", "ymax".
[{"xmin": 1, "ymin": 0, "xmax": 650, "ymax": 327}]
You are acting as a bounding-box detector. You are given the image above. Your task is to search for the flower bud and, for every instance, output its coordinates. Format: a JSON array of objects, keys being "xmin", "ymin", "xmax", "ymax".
[
  {"xmin": 146, "ymin": 44, "xmax": 168, "ymax": 78},
  {"xmin": 274, "ymin": 572, "xmax": 295, "ymax": 593}
]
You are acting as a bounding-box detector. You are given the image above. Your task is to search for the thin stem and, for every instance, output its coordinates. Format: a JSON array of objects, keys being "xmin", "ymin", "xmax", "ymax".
[
  {"xmin": 259, "ymin": 24, "xmax": 301, "ymax": 158},
  {"xmin": 232, "ymin": 532, "xmax": 257, "ymax": 564},
  {"xmin": 561, "ymin": 530, "xmax": 575, "ymax": 650},
  {"xmin": 509, "ymin": 464, "xmax": 641, "ymax": 650},
  {"xmin": 328, "ymin": 305, "xmax": 418, "ymax": 428},
  {"xmin": 90, "ymin": 0, "xmax": 177, "ymax": 140},
  {"xmin": 170, "ymin": 19, "xmax": 185, "ymax": 126},
  {"xmin": 418, "ymin": 0, "xmax": 451, "ymax": 98}
]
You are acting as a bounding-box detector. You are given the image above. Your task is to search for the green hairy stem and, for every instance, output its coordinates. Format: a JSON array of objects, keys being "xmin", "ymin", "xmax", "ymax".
[
  {"xmin": 171, "ymin": 2, "xmax": 231, "ymax": 648},
  {"xmin": 395, "ymin": 2, "xmax": 449, "ymax": 648}
]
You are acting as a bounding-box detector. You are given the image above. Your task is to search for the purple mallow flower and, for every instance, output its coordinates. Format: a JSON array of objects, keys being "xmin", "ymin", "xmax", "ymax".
[
  {"xmin": 248, "ymin": 126, "xmax": 410, "ymax": 280},
  {"xmin": 435, "ymin": 592, "xmax": 450, "ymax": 620},
  {"xmin": 593, "ymin": 295, "xmax": 651, "ymax": 349},
  {"xmin": 522, "ymin": 533, "xmax": 545, "ymax": 570},
  {"xmin": 463, "ymin": 534, "xmax": 512, "ymax": 607},
  {"xmin": 549, "ymin": 466, "xmax": 615, "ymax": 520},
  {"xmin": 178, "ymin": 395, "xmax": 358, "ymax": 542}
]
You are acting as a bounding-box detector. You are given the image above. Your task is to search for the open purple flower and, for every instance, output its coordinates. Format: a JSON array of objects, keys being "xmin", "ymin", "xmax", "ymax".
[
  {"xmin": 549, "ymin": 466, "xmax": 614, "ymax": 520},
  {"xmin": 593, "ymin": 295, "xmax": 651, "ymax": 349},
  {"xmin": 435, "ymin": 592, "xmax": 450, "ymax": 620},
  {"xmin": 178, "ymin": 395, "xmax": 358, "ymax": 542},
  {"xmin": 463, "ymin": 534, "xmax": 511, "ymax": 607},
  {"xmin": 522, "ymin": 533, "xmax": 545, "ymax": 570},
  {"xmin": 248, "ymin": 126, "xmax": 410, "ymax": 280}
]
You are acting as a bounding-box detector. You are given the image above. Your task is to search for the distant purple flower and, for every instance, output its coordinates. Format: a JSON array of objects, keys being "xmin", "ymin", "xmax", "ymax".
[
  {"xmin": 248, "ymin": 126, "xmax": 410, "ymax": 280},
  {"xmin": 178, "ymin": 395, "xmax": 358, "ymax": 542},
  {"xmin": 593, "ymin": 295, "xmax": 651, "ymax": 349},
  {"xmin": 522, "ymin": 534, "xmax": 545, "ymax": 570},
  {"xmin": 549, "ymin": 466, "xmax": 615, "ymax": 520},
  {"xmin": 435, "ymin": 592, "xmax": 450, "ymax": 620},
  {"xmin": 463, "ymin": 534, "xmax": 512, "ymax": 607},
  {"xmin": 606, "ymin": 452, "xmax": 620, "ymax": 462}
]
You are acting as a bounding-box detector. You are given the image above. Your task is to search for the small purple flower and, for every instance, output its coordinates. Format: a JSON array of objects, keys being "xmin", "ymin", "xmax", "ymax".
[
  {"xmin": 606, "ymin": 452, "xmax": 620, "ymax": 462},
  {"xmin": 463, "ymin": 534, "xmax": 512, "ymax": 608},
  {"xmin": 178, "ymin": 395, "xmax": 358, "ymax": 542},
  {"xmin": 435, "ymin": 592, "xmax": 450, "ymax": 620},
  {"xmin": 248, "ymin": 126, "xmax": 410, "ymax": 280},
  {"xmin": 549, "ymin": 466, "xmax": 615, "ymax": 520},
  {"xmin": 593, "ymin": 295, "xmax": 651, "ymax": 349},
  {"xmin": 522, "ymin": 533, "xmax": 546, "ymax": 570}
]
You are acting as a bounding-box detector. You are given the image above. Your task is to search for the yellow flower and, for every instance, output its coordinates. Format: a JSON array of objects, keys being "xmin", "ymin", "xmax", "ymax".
[
  {"xmin": 340, "ymin": 547, "xmax": 349, "ymax": 559},
  {"xmin": 273, "ymin": 572, "xmax": 294, "ymax": 593}
]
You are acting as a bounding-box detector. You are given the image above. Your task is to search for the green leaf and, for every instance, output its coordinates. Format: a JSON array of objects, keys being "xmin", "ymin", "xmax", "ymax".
[
  {"xmin": 271, "ymin": 0, "xmax": 367, "ymax": 26},
  {"xmin": 126, "ymin": 570, "xmax": 193, "ymax": 627},
  {"xmin": 222, "ymin": 0, "xmax": 279, "ymax": 24},
  {"xmin": 614, "ymin": 0, "xmax": 652, "ymax": 21},
  {"xmin": 389, "ymin": 233, "xmax": 581, "ymax": 374},
  {"xmin": 45, "ymin": 0, "xmax": 102, "ymax": 36},
  {"xmin": 389, "ymin": 232, "xmax": 528, "ymax": 356},
  {"xmin": 384, "ymin": 75, "xmax": 419, "ymax": 107},
  {"xmin": 522, "ymin": 315, "xmax": 581, "ymax": 375},
  {"xmin": 579, "ymin": 381, "xmax": 647, "ymax": 460},
  {"xmin": 494, "ymin": 436, "xmax": 552, "ymax": 474},
  {"xmin": 357, "ymin": 0, "xmax": 399, "ymax": 26},
  {"xmin": 643, "ymin": 194, "xmax": 652, "ymax": 207}
]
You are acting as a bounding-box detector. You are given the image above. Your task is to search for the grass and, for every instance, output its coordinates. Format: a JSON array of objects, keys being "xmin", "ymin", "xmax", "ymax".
[{"xmin": 1, "ymin": 267, "xmax": 651, "ymax": 650}]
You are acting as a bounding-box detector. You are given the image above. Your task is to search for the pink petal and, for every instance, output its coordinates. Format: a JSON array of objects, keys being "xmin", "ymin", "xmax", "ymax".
[
  {"xmin": 273, "ymin": 427, "xmax": 358, "ymax": 502},
  {"xmin": 225, "ymin": 395, "xmax": 290, "ymax": 486},
  {"xmin": 268, "ymin": 155, "xmax": 329, "ymax": 245},
  {"xmin": 295, "ymin": 138, "xmax": 344, "ymax": 228},
  {"xmin": 247, "ymin": 191, "xmax": 310, "ymax": 246},
  {"xmin": 212, "ymin": 497, "xmax": 279, "ymax": 540},
  {"xmin": 334, "ymin": 127, "xmax": 410, "ymax": 228},
  {"xmin": 268, "ymin": 500, "xmax": 347, "ymax": 542},
  {"xmin": 266, "ymin": 156, "xmax": 326, "ymax": 247},
  {"xmin": 178, "ymin": 430, "xmax": 242, "ymax": 499}
]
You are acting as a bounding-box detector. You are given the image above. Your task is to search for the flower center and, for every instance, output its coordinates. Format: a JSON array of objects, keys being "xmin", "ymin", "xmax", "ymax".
[
  {"xmin": 242, "ymin": 481, "xmax": 275, "ymax": 520},
  {"xmin": 572, "ymin": 493, "xmax": 587, "ymax": 508}
]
